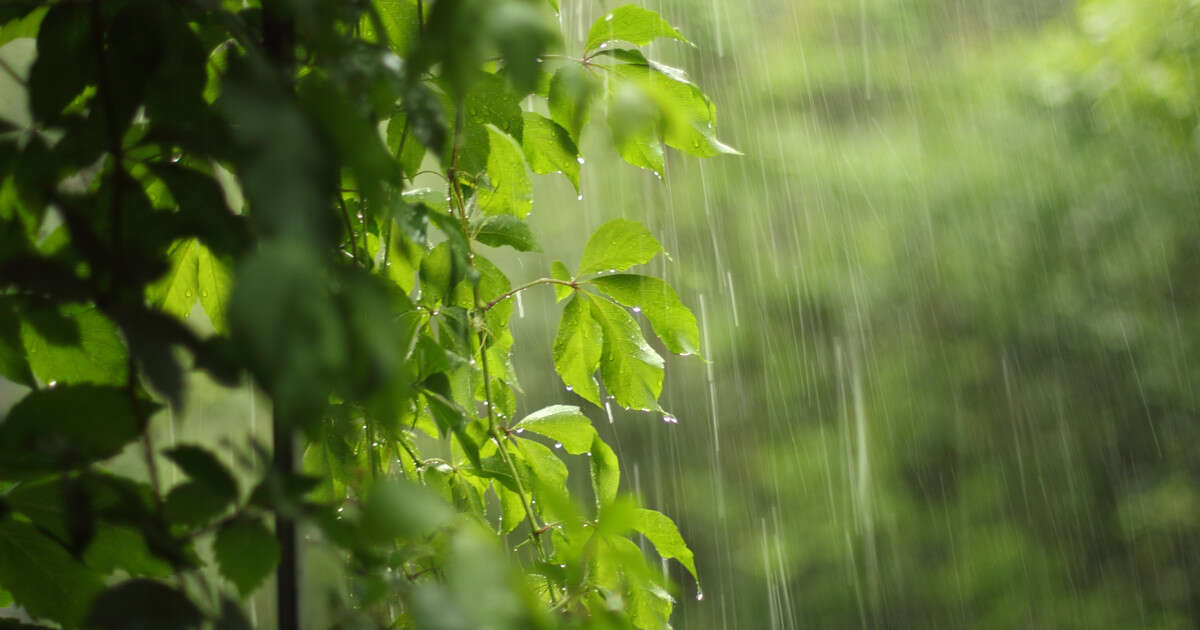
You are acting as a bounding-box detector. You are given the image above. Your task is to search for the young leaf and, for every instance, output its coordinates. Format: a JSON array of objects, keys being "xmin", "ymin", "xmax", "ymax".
[
  {"xmin": 516, "ymin": 404, "xmax": 596, "ymax": 454},
  {"xmin": 196, "ymin": 244, "xmax": 233, "ymax": 334},
  {"xmin": 164, "ymin": 444, "xmax": 239, "ymax": 502},
  {"xmin": 474, "ymin": 215, "xmax": 541, "ymax": 252},
  {"xmin": 584, "ymin": 5, "xmax": 692, "ymax": 53},
  {"xmin": 0, "ymin": 520, "xmax": 104, "ymax": 628},
  {"xmin": 577, "ymin": 219, "xmax": 663, "ymax": 277},
  {"xmin": 87, "ymin": 579, "xmax": 204, "ymax": 630},
  {"xmin": 587, "ymin": 294, "xmax": 664, "ymax": 411},
  {"xmin": 146, "ymin": 239, "xmax": 200, "ymax": 321},
  {"xmin": 552, "ymin": 294, "xmax": 603, "ymax": 406},
  {"xmin": 589, "ymin": 435, "xmax": 619, "ymax": 509},
  {"xmin": 476, "ymin": 124, "xmax": 533, "ymax": 218},
  {"xmin": 590, "ymin": 274, "xmax": 701, "ymax": 356},
  {"xmin": 214, "ymin": 516, "xmax": 281, "ymax": 597},
  {"xmin": 632, "ymin": 508, "xmax": 698, "ymax": 584},
  {"xmin": 550, "ymin": 260, "xmax": 573, "ymax": 302},
  {"xmin": 521, "ymin": 112, "xmax": 580, "ymax": 191}
]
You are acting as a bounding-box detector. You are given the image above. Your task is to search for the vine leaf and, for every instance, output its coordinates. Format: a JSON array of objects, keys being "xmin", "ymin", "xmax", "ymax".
[
  {"xmin": 589, "ymin": 435, "xmax": 620, "ymax": 510},
  {"xmin": 87, "ymin": 579, "xmax": 205, "ymax": 630},
  {"xmin": 552, "ymin": 294, "xmax": 603, "ymax": 407},
  {"xmin": 476, "ymin": 124, "xmax": 533, "ymax": 218},
  {"xmin": 577, "ymin": 219, "xmax": 663, "ymax": 277},
  {"xmin": 474, "ymin": 215, "xmax": 541, "ymax": 252},
  {"xmin": 591, "ymin": 274, "xmax": 701, "ymax": 356},
  {"xmin": 0, "ymin": 520, "xmax": 104, "ymax": 628},
  {"xmin": 550, "ymin": 260, "xmax": 573, "ymax": 301},
  {"xmin": 587, "ymin": 294, "xmax": 664, "ymax": 412},
  {"xmin": 515, "ymin": 404, "xmax": 596, "ymax": 454},
  {"xmin": 520, "ymin": 112, "xmax": 580, "ymax": 191},
  {"xmin": 632, "ymin": 508, "xmax": 698, "ymax": 585},
  {"xmin": 584, "ymin": 5, "xmax": 692, "ymax": 53},
  {"xmin": 214, "ymin": 516, "xmax": 281, "ymax": 597}
]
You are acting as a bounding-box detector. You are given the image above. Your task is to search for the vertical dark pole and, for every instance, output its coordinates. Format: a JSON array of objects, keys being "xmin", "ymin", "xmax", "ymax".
[{"xmin": 260, "ymin": 3, "xmax": 297, "ymax": 629}]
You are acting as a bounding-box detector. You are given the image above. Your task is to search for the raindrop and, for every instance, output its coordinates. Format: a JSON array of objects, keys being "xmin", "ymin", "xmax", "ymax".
[
  {"xmin": 515, "ymin": 427, "xmax": 525, "ymax": 434},
  {"xmin": 605, "ymin": 13, "xmax": 614, "ymax": 21},
  {"xmin": 169, "ymin": 153, "xmax": 182, "ymax": 163},
  {"xmin": 565, "ymin": 385, "xmax": 574, "ymax": 392},
  {"xmin": 599, "ymin": 42, "xmax": 609, "ymax": 49},
  {"xmin": 576, "ymin": 156, "xmax": 585, "ymax": 165},
  {"xmin": 585, "ymin": 452, "xmax": 592, "ymax": 457},
  {"xmin": 663, "ymin": 415, "xmax": 678, "ymax": 424},
  {"xmin": 608, "ymin": 268, "xmax": 616, "ymax": 274},
  {"xmin": 696, "ymin": 592, "xmax": 704, "ymax": 601},
  {"xmin": 560, "ymin": 564, "xmax": 567, "ymax": 568},
  {"xmin": 200, "ymin": 290, "xmax": 209, "ymax": 298},
  {"xmin": 47, "ymin": 380, "xmax": 57, "ymax": 388},
  {"xmin": 554, "ymin": 442, "xmax": 563, "ymax": 449},
  {"xmin": 631, "ymin": 306, "xmax": 642, "ymax": 314},
  {"xmin": 577, "ymin": 194, "xmax": 583, "ymax": 201}
]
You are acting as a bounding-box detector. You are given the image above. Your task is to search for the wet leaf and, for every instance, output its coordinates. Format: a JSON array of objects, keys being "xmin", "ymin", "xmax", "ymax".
[
  {"xmin": 553, "ymin": 294, "xmax": 603, "ymax": 406},
  {"xmin": 516, "ymin": 404, "xmax": 596, "ymax": 454},
  {"xmin": 591, "ymin": 274, "xmax": 701, "ymax": 356},
  {"xmin": 214, "ymin": 516, "xmax": 280, "ymax": 597},
  {"xmin": 585, "ymin": 5, "xmax": 691, "ymax": 53},
  {"xmin": 577, "ymin": 219, "xmax": 663, "ymax": 277}
]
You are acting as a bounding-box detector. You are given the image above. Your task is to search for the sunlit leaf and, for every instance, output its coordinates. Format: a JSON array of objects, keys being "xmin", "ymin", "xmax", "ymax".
[
  {"xmin": 474, "ymin": 215, "xmax": 541, "ymax": 252},
  {"xmin": 591, "ymin": 274, "xmax": 701, "ymax": 356},
  {"xmin": 553, "ymin": 294, "xmax": 603, "ymax": 406},
  {"xmin": 521, "ymin": 111, "xmax": 580, "ymax": 191},
  {"xmin": 632, "ymin": 508, "xmax": 697, "ymax": 584},
  {"xmin": 516, "ymin": 404, "xmax": 596, "ymax": 454},
  {"xmin": 587, "ymin": 294, "xmax": 664, "ymax": 411},
  {"xmin": 577, "ymin": 219, "xmax": 664, "ymax": 277},
  {"xmin": 20, "ymin": 303, "xmax": 127, "ymax": 387},
  {"xmin": 584, "ymin": 5, "xmax": 691, "ymax": 53},
  {"xmin": 589, "ymin": 435, "xmax": 619, "ymax": 510},
  {"xmin": 476, "ymin": 124, "xmax": 532, "ymax": 218}
]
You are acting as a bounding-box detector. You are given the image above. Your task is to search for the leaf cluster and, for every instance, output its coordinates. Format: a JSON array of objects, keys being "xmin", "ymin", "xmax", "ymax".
[{"xmin": 0, "ymin": 0, "xmax": 733, "ymax": 628}]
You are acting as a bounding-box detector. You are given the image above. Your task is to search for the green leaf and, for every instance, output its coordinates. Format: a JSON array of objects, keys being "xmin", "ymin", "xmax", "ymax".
[
  {"xmin": 515, "ymin": 438, "xmax": 568, "ymax": 491},
  {"xmin": 197, "ymin": 243, "xmax": 233, "ymax": 334},
  {"xmin": 214, "ymin": 516, "xmax": 280, "ymax": 597},
  {"xmin": 495, "ymin": 482, "xmax": 524, "ymax": 534},
  {"xmin": 165, "ymin": 444, "xmax": 239, "ymax": 501},
  {"xmin": 0, "ymin": 386, "xmax": 143, "ymax": 479},
  {"xmin": 474, "ymin": 215, "xmax": 541, "ymax": 252},
  {"xmin": 0, "ymin": 520, "xmax": 104, "ymax": 628},
  {"xmin": 590, "ymin": 274, "xmax": 701, "ymax": 356},
  {"xmin": 386, "ymin": 111, "xmax": 427, "ymax": 179},
  {"xmin": 476, "ymin": 124, "xmax": 533, "ymax": 218},
  {"xmin": 27, "ymin": 4, "xmax": 92, "ymax": 123},
  {"xmin": 20, "ymin": 303, "xmax": 128, "ymax": 386},
  {"xmin": 584, "ymin": 5, "xmax": 691, "ymax": 53},
  {"xmin": 0, "ymin": 297, "xmax": 32, "ymax": 386},
  {"xmin": 550, "ymin": 260, "xmax": 573, "ymax": 302},
  {"xmin": 163, "ymin": 480, "xmax": 231, "ymax": 526},
  {"xmin": 516, "ymin": 404, "xmax": 596, "ymax": 454},
  {"xmin": 521, "ymin": 112, "xmax": 580, "ymax": 192},
  {"xmin": 364, "ymin": 479, "xmax": 456, "ymax": 541},
  {"xmin": 82, "ymin": 525, "xmax": 172, "ymax": 578},
  {"xmin": 610, "ymin": 61, "xmax": 739, "ymax": 158},
  {"xmin": 146, "ymin": 239, "xmax": 199, "ymax": 321},
  {"xmin": 364, "ymin": 0, "xmax": 419, "ymax": 54},
  {"xmin": 487, "ymin": 3, "xmax": 557, "ymax": 94},
  {"xmin": 632, "ymin": 508, "xmax": 697, "ymax": 584},
  {"xmin": 589, "ymin": 435, "xmax": 619, "ymax": 509},
  {"xmin": 553, "ymin": 294, "xmax": 603, "ymax": 406},
  {"xmin": 577, "ymin": 219, "xmax": 664, "ymax": 277},
  {"xmin": 587, "ymin": 294, "xmax": 664, "ymax": 411},
  {"xmin": 548, "ymin": 63, "xmax": 598, "ymax": 143},
  {"xmin": 613, "ymin": 127, "xmax": 665, "ymax": 177},
  {"xmin": 87, "ymin": 579, "xmax": 204, "ymax": 630}
]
